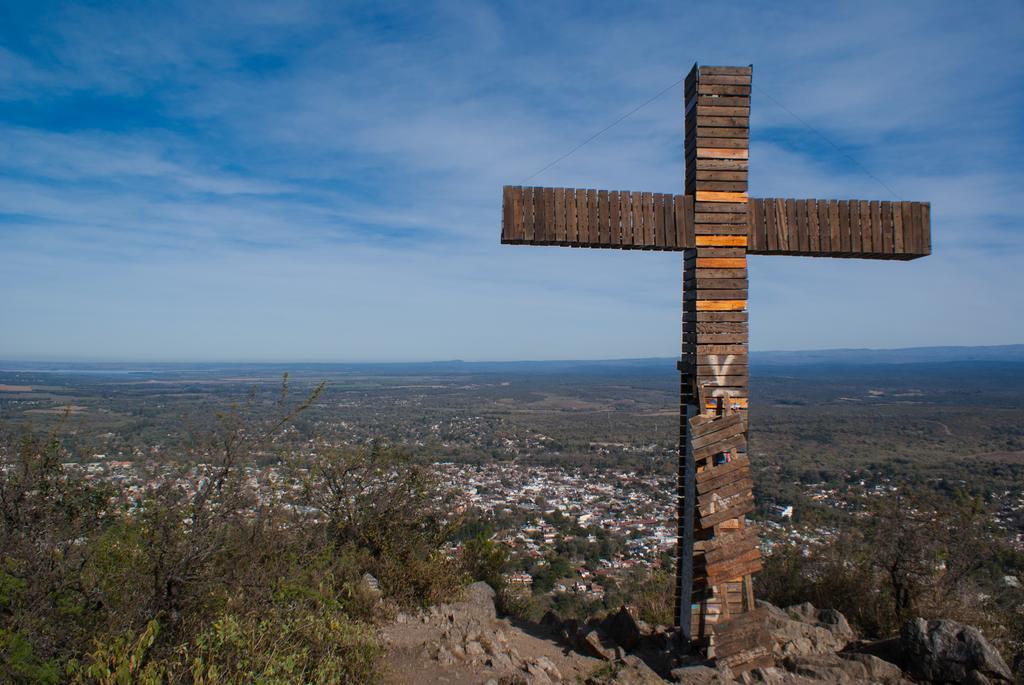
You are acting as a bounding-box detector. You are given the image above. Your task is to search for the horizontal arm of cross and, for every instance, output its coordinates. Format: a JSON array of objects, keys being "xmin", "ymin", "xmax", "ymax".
[{"xmin": 501, "ymin": 186, "xmax": 930, "ymax": 259}]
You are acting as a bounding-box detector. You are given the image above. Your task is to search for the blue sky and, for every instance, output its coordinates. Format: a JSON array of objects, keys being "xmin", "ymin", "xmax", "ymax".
[{"xmin": 1, "ymin": 1, "xmax": 1022, "ymax": 362}]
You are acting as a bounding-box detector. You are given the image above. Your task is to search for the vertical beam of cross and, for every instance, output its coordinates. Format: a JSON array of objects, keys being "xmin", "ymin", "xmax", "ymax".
[{"xmin": 676, "ymin": 65, "xmax": 763, "ymax": 664}]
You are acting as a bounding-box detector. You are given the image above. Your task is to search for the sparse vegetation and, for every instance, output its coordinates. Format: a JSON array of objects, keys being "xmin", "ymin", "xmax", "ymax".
[{"xmin": 0, "ymin": 379, "xmax": 464, "ymax": 684}]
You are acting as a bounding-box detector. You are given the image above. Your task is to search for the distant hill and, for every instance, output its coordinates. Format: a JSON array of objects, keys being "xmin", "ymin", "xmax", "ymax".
[
  {"xmin": 2, "ymin": 345, "xmax": 1023, "ymax": 376},
  {"xmin": 750, "ymin": 344, "xmax": 1024, "ymax": 366}
]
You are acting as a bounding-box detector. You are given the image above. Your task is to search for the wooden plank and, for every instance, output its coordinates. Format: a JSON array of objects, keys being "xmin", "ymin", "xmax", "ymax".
[
  {"xmin": 695, "ymin": 213, "xmax": 747, "ymax": 224},
  {"xmin": 696, "ymin": 462, "xmax": 751, "ymax": 495},
  {"xmin": 553, "ymin": 187, "xmax": 566, "ymax": 243},
  {"xmin": 664, "ymin": 193, "xmax": 677, "ymax": 248},
  {"xmin": 501, "ymin": 186, "xmax": 513, "ymax": 242},
  {"xmin": 695, "ymin": 456, "xmax": 750, "ymax": 485},
  {"xmin": 696, "ymin": 495, "xmax": 754, "ymax": 527},
  {"xmin": 807, "ymin": 200, "xmax": 820, "ymax": 253},
  {"xmin": 689, "ymin": 270, "xmax": 749, "ymax": 282},
  {"xmin": 698, "ymin": 75, "xmax": 752, "ymax": 86},
  {"xmin": 899, "ymin": 201, "xmax": 913, "ymax": 255},
  {"xmin": 542, "ymin": 187, "xmax": 555, "ymax": 242},
  {"xmin": 697, "ymin": 191, "xmax": 748, "ymax": 203},
  {"xmin": 697, "ymin": 235, "xmax": 748, "ymax": 247},
  {"xmin": 696, "ymin": 171, "xmax": 749, "ymax": 183},
  {"xmin": 698, "ymin": 66, "xmax": 752, "ymax": 77},
  {"xmin": 795, "ymin": 198, "xmax": 808, "ymax": 252},
  {"xmin": 653, "ymin": 193, "xmax": 665, "ymax": 247},
  {"xmin": 922, "ymin": 202, "xmax": 931, "ymax": 254},
  {"xmin": 694, "ymin": 258, "xmax": 747, "ymax": 268},
  {"xmin": 897, "ymin": 200, "xmax": 905, "ymax": 253},
  {"xmin": 523, "ymin": 187, "xmax": 536, "ymax": 243},
  {"xmin": 698, "ymin": 530, "xmax": 760, "ymax": 565},
  {"xmin": 693, "ymin": 247, "xmax": 745, "ymax": 258},
  {"xmin": 605, "ymin": 190, "xmax": 618, "ymax": 245},
  {"xmin": 850, "ymin": 200, "xmax": 863, "ymax": 253},
  {"xmin": 683, "ymin": 195, "xmax": 696, "ymax": 248},
  {"xmin": 698, "ymin": 83, "xmax": 752, "ymax": 96},
  {"xmin": 695, "ymin": 127, "xmax": 749, "ymax": 139},
  {"xmin": 859, "ymin": 199, "xmax": 872, "ymax": 253},
  {"xmin": 786, "ymin": 199, "xmax": 799, "ymax": 252},
  {"xmin": 705, "ymin": 549, "xmax": 762, "ymax": 584},
  {"xmin": 693, "ymin": 432, "xmax": 747, "ymax": 460},
  {"xmin": 567, "ymin": 187, "xmax": 580, "ymax": 244},
  {"xmin": 695, "ymin": 115, "xmax": 749, "ymax": 128},
  {"xmin": 625, "ymin": 191, "xmax": 638, "ymax": 247},
  {"xmin": 696, "ymin": 159, "xmax": 749, "ymax": 171},
  {"xmin": 696, "ymin": 202, "xmax": 749, "ymax": 214},
  {"xmin": 838, "ymin": 200, "xmax": 850, "ymax": 252},
  {"xmin": 690, "ymin": 413, "xmax": 745, "ymax": 442},
  {"xmin": 696, "ymin": 300, "xmax": 747, "ymax": 312},
  {"xmin": 828, "ymin": 199, "xmax": 840, "ymax": 254},
  {"xmin": 697, "ymin": 148, "xmax": 749, "ymax": 160},
  {"xmin": 763, "ymin": 199, "xmax": 777, "ymax": 252},
  {"xmin": 684, "ymin": 290, "xmax": 749, "ymax": 301},
  {"xmin": 881, "ymin": 201, "xmax": 893, "ymax": 254},
  {"xmin": 698, "ymin": 476, "xmax": 753, "ymax": 505},
  {"xmin": 696, "ymin": 105, "xmax": 751, "ymax": 117},
  {"xmin": 772, "ymin": 199, "xmax": 786, "ymax": 251},
  {"xmin": 911, "ymin": 202, "xmax": 924, "ymax": 254},
  {"xmin": 749, "ymin": 200, "xmax": 765, "ymax": 250},
  {"xmin": 620, "ymin": 190, "xmax": 633, "ymax": 247},
  {"xmin": 817, "ymin": 199, "xmax": 830, "ymax": 252},
  {"xmin": 597, "ymin": 189, "xmax": 609, "ymax": 245},
  {"xmin": 586, "ymin": 189, "xmax": 598, "ymax": 246},
  {"xmin": 870, "ymin": 200, "xmax": 882, "ymax": 255}
]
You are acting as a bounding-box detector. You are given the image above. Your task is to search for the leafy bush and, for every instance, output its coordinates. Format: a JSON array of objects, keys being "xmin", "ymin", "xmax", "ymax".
[
  {"xmin": 183, "ymin": 604, "xmax": 380, "ymax": 685},
  {"xmin": 0, "ymin": 379, "xmax": 466, "ymax": 683}
]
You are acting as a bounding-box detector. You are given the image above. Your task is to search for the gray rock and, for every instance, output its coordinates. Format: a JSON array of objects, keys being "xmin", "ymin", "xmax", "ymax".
[
  {"xmin": 361, "ymin": 571, "xmax": 381, "ymax": 597},
  {"xmin": 460, "ymin": 580, "xmax": 498, "ymax": 620},
  {"xmin": 587, "ymin": 659, "xmax": 664, "ymax": 684},
  {"xmin": 525, "ymin": 660, "xmax": 554, "ymax": 684},
  {"xmin": 534, "ymin": 655, "xmax": 562, "ymax": 681},
  {"xmin": 603, "ymin": 606, "xmax": 642, "ymax": 650},
  {"xmin": 669, "ymin": 664, "xmax": 731, "ymax": 683},
  {"xmin": 486, "ymin": 652, "xmax": 514, "ymax": 672},
  {"xmin": 435, "ymin": 645, "xmax": 456, "ymax": 665},
  {"xmin": 578, "ymin": 626, "xmax": 617, "ymax": 661},
  {"xmin": 466, "ymin": 639, "xmax": 486, "ymax": 657},
  {"xmin": 900, "ymin": 618, "xmax": 1012, "ymax": 683},
  {"xmin": 759, "ymin": 601, "xmax": 855, "ymax": 658},
  {"xmin": 838, "ymin": 652, "xmax": 905, "ymax": 682}
]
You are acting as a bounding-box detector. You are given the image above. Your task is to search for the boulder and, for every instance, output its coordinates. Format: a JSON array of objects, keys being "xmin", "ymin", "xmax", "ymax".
[
  {"xmin": 759, "ymin": 601, "xmax": 855, "ymax": 658},
  {"xmin": 900, "ymin": 618, "xmax": 1012, "ymax": 683},
  {"xmin": 669, "ymin": 663, "xmax": 732, "ymax": 684},
  {"xmin": 586, "ymin": 657, "xmax": 664, "ymax": 684},
  {"xmin": 578, "ymin": 626, "xmax": 618, "ymax": 661},
  {"xmin": 602, "ymin": 606, "xmax": 642, "ymax": 651},
  {"xmin": 463, "ymin": 581, "xmax": 498, "ymax": 620}
]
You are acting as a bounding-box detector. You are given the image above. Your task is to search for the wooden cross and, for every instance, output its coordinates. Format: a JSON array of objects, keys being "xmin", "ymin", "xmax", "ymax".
[{"xmin": 499, "ymin": 64, "xmax": 931, "ymax": 670}]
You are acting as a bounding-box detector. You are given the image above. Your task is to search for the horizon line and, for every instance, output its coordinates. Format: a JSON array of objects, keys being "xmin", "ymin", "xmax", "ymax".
[{"xmin": 1, "ymin": 343, "xmax": 1022, "ymax": 367}]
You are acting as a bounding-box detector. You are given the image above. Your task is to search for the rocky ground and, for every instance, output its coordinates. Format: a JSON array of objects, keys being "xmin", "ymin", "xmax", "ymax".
[{"xmin": 378, "ymin": 582, "xmax": 1016, "ymax": 684}]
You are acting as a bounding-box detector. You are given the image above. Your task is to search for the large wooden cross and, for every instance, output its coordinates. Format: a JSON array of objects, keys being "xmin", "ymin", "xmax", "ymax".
[{"xmin": 499, "ymin": 64, "xmax": 931, "ymax": 670}]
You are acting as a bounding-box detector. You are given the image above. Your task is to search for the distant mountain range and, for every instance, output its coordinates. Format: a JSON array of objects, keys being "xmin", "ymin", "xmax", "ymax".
[
  {"xmin": 3, "ymin": 345, "xmax": 1023, "ymax": 376},
  {"xmin": 750, "ymin": 344, "xmax": 1024, "ymax": 366}
]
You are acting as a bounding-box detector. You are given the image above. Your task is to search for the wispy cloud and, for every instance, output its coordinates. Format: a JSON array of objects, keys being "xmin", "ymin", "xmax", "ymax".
[{"xmin": 0, "ymin": 0, "xmax": 1021, "ymax": 360}]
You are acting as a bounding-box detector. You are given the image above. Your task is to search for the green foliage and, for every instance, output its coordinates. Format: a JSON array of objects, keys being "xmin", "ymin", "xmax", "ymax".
[
  {"xmin": 621, "ymin": 568, "xmax": 674, "ymax": 627},
  {"xmin": 0, "ymin": 380, "xmax": 466, "ymax": 684},
  {"xmin": 0, "ymin": 628, "xmax": 61, "ymax": 685},
  {"xmin": 67, "ymin": 620, "xmax": 164, "ymax": 685},
  {"xmin": 461, "ymin": 532, "xmax": 508, "ymax": 593},
  {"xmin": 184, "ymin": 605, "xmax": 381, "ymax": 685},
  {"xmin": 757, "ymin": 489, "xmax": 1021, "ymax": 666}
]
